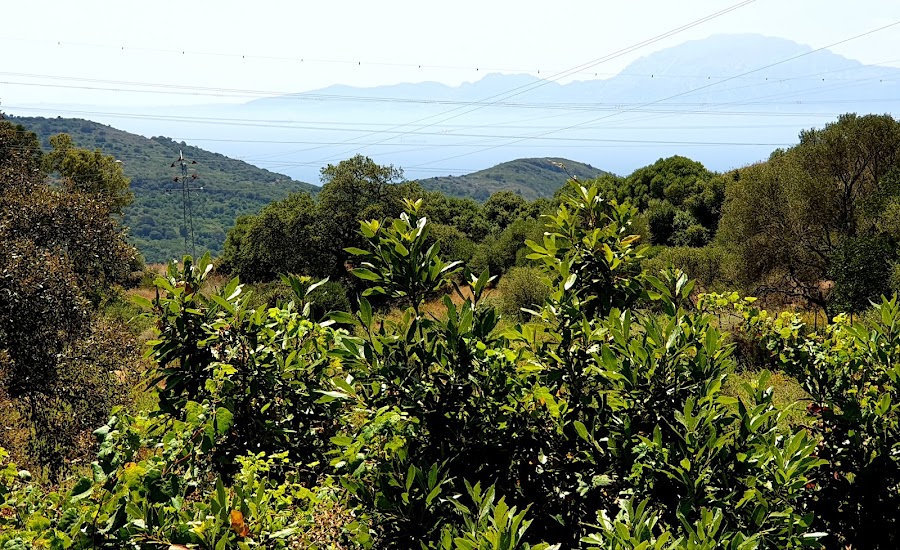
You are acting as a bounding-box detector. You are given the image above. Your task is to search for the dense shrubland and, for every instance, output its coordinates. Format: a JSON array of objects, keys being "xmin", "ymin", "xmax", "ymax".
[
  {"xmin": 5, "ymin": 112, "xmax": 900, "ymax": 548},
  {"xmin": 6, "ymin": 172, "xmax": 900, "ymax": 549},
  {"xmin": 0, "ymin": 116, "xmax": 146, "ymax": 480},
  {"xmin": 217, "ymin": 156, "xmax": 553, "ymax": 310}
]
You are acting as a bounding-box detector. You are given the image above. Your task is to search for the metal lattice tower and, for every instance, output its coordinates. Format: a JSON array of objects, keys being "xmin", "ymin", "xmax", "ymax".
[{"xmin": 169, "ymin": 150, "xmax": 202, "ymax": 258}]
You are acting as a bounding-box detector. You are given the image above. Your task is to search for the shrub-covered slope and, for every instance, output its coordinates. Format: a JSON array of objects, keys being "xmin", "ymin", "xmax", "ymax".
[
  {"xmin": 419, "ymin": 157, "xmax": 608, "ymax": 201},
  {"xmin": 10, "ymin": 115, "xmax": 317, "ymax": 262}
]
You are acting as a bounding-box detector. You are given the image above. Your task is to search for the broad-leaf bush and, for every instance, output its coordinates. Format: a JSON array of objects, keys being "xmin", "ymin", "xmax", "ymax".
[
  {"xmin": 9, "ymin": 178, "xmax": 900, "ymax": 548},
  {"xmin": 708, "ymin": 292, "xmax": 900, "ymax": 548},
  {"xmin": 146, "ymin": 254, "xmax": 351, "ymax": 480}
]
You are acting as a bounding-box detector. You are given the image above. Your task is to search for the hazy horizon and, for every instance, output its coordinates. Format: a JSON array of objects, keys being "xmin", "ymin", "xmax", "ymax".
[{"xmin": 3, "ymin": 1, "xmax": 900, "ymax": 181}]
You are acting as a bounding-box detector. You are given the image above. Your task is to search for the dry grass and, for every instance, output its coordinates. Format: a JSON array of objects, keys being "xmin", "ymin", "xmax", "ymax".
[
  {"xmin": 373, "ymin": 285, "xmax": 500, "ymax": 328},
  {"xmin": 0, "ymin": 396, "xmax": 29, "ymax": 467},
  {"xmin": 145, "ymin": 263, "xmax": 168, "ymax": 277},
  {"xmin": 202, "ymin": 272, "xmax": 230, "ymax": 294},
  {"xmin": 724, "ymin": 369, "xmax": 812, "ymax": 428},
  {"xmin": 294, "ymin": 501, "xmax": 359, "ymax": 549}
]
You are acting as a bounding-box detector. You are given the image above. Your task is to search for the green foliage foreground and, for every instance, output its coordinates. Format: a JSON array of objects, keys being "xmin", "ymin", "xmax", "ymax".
[{"xmin": 4, "ymin": 181, "xmax": 900, "ymax": 548}]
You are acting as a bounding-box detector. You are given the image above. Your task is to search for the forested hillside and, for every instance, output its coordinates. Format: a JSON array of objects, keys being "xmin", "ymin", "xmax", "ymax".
[
  {"xmin": 11, "ymin": 116, "xmax": 317, "ymax": 262},
  {"xmin": 6, "ymin": 116, "xmax": 610, "ymax": 259},
  {"xmin": 419, "ymin": 157, "xmax": 608, "ymax": 200}
]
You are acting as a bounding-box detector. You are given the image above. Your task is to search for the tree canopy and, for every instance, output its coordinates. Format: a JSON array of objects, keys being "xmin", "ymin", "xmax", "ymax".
[
  {"xmin": 718, "ymin": 113, "xmax": 900, "ymax": 313},
  {"xmin": 43, "ymin": 133, "xmax": 133, "ymax": 214},
  {"xmin": 0, "ymin": 116, "xmax": 140, "ymax": 477},
  {"xmin": 588, "ymin": 155, "xmax": 723, "ymax": 246},
  {"xmin": 219, "ymin": 155, "xmax": 554, "ymax": 287}
]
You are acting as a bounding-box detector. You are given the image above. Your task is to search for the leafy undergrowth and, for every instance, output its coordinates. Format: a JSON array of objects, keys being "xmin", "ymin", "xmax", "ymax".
[
  {"xmin": 724, "ymin": 370, "xmax": 812, "ymax": 429},
  {"xmin": 3, "ymin": 183, "xmax": 900, "ymax": 549}
]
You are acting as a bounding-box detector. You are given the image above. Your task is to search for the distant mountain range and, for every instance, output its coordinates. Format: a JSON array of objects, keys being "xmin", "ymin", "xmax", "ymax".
[
  {"xmin": 10, "ymin": 34, "xmax": 899, "ymax": 183},
  {"xmin": 420, "ymin": 157, "xmax": 607, "ymax": 201},
  {"xmin": 9, "ymin": 34, "xmax": 900, "ymax": 261},
  {"xmin": 12, "ymin": 116, "xmax": 317, "ymax": 263}
]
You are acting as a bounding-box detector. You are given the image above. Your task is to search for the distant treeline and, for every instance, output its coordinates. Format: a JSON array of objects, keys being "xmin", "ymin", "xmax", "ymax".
[{"xmin": 220, "ymin": 113, "xmax": 900, "ymax": 318}]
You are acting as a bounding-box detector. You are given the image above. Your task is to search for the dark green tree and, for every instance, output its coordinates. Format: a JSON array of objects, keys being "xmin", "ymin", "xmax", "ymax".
[
  {"xmin": 219, "ymin": 192, "xmax": 319, "ymax": 281},
  {"xmin": 483, "ymin": 190, "xmax": 529, "ymax": 231},
  {"xmin": 588, "ymin": 156, "xmax": 724, "ymax": 242},
  {"xmin": 470, "ymin": 217, "xmax": 543, "ymax": 276},
  {"xmin": 0, "ymin": 117, "xmax": 139, "ymax": 478},
  {"xmin": 719, "ymin": 114, "xmax": 900, "ymax": 314},
  {"xmin": 316, "ymin": 155, "xmax": 422, "ymax": 280},
  {"xmin": 828, "ymin": 235, "xmax": 896, "ymax": 314},
  {"xmin": 670, "ymin": 209, "xmax": 709, "ymax": 247},
  {"xmin": 646, "ymin": 199, "xmax": 677, "ymax": 245},
  {"xmin": 796, "ymin": 113, "xmax": 900, "ymax": 235},
  {"xmin": 0, "ymin": 117, "xmax": 43, "ymax": 192},
  {"xmin": 717, "ymin": 152, "xmax": 836, "ymax": 311},
  {"xmin": 599, "ymin": 155, "xmax": 714, "ymax": 212},
  {"xmin": 420, "ymin": 190, "xmax": 491, "ymax": 241},
  {"xmin": 44, "ymin": 133, "xmax": 133, "ymax": 214}
]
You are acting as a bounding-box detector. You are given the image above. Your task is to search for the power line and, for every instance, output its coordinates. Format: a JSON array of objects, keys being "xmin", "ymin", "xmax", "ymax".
[
  {"xmin": 1, "ymin": 104, "xmax": 850, "ymax": 134},
  {"xmin": 17, "ymin": 30, "xmax": 861, "ymax": 79},
  {"xmin": 0, "ymin": 120, "xmax": 799, "ymax": 151},
  {"xmin": 7, "ymin": 76, "xmax": 895, "ymax": 109},
  {"xmin": 3, "ymin": 59, "xmax": 899, "ymax": 101},
  {"xmin": 600, "ymin": 73, "xmax": 893, "ymax": 130},
  {"xmin": 0, "ymin": 97, "xmax": 872, "ymax": 173},
  {"xmin": 535, "ymin": 63, "xmax": 900, "ymax": 131},
  {"xmin": 6, "ymin": 33, "xmax": 899, "ymax": 80},
  {"xmin": 4, "ymin": 75, "xmax": 898, "ymax": 107},
  {"xmin": 568, "ymin": 68, "xmax": 895, "ymax": 134},
  {"xmin": 300, "ymin": 0, "xmax": 761, "ymax": 164},
  {"xmin": 282, "ymin": 60, "xmax": 900, "ymax": 160},
  {"xmin": 531, "ymin": 21, "xmax": 900, "ymax": 131},
  {"xmin": 4, "ymin": 75, "xmax": 894, "ymax": 177},
  {"xmin": 5, "ymin": 75, "xmax": 892, "ymax": 157},
  {"xmin": 3, "ymin": 75, "xmax": 895, "ymax": 166}
]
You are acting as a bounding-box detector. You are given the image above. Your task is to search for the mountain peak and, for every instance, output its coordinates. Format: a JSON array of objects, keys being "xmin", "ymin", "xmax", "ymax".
[{"xmin": 621, "ymin": 33, "xmax": 857, "ymax": 78}]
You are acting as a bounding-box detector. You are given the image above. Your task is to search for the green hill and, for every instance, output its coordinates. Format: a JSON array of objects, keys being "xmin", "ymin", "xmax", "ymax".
[
  {"xmin": 419, "ymin": 157, "xmax": 609, "ymax": 201},
  {"xmin": 10, "ymin": 116, "xmax": 318, "ymax": 263}
]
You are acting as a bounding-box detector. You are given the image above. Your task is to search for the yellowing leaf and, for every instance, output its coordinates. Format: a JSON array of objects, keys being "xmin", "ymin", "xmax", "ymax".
[{"xmin": 230, "ymin": 509, "xmax": 249, "ymax": 537}]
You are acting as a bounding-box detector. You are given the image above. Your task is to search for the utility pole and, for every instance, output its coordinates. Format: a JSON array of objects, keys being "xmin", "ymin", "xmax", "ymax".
[{"xmin": 168, "ymin": 151, "xmax": 203, "ymax": 258}]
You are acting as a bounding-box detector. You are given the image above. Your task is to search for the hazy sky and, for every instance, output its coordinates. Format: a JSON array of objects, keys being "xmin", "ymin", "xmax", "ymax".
[{"xmin": 3, "ymin": 0, "xmax": 900, "ymax": 108}]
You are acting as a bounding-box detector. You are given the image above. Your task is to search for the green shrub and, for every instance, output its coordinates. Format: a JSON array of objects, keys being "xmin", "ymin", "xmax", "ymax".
[
  {"xmin": 671, "ymin": 223, "xmax": 709, "ymax": 247},
  {"xmin": 249, "ymin": 277, "xmax": 350, "ymax": 322},
  {"xmin": 642, "ymin": 245, "xmax": 730, "ymax": 290},
  {"xmin": 247, "ymin": 279, "xmax": 294, "ymax": 309},
  {"xmin": 426, "ymin": 223, "xmax": 476, "ymax": 266},
  {"xmin": 828, "ymin": 235, "xmax": 896, "ymax": 314},
  {"xmin": 646, "ymin": 199, "xmax": 677, "ymax": 245},
  {"xmin": 469, "ymin": 218, "xmax": 542, "ymax": 277},
  {"xmin": 305, "ymin": 279, "xmax": 352, "ymax": 322},
  {"xmin": 498, "ymin": 266, "xmax": 549, "ymax": 319},
  {"xmin": 1, "ymin": 181, "xmax": 873, "ymax": 549},
  {"xmin": 144, "ymin": 257, "xmax": 350, "ymax": 482},
  {"xmin": 702, "ymin": 292, "xmax": 900, "ymax": 548},
  {"xmin": 629, "ymin": 211, "xmax": 651, "ymax": 246}
]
